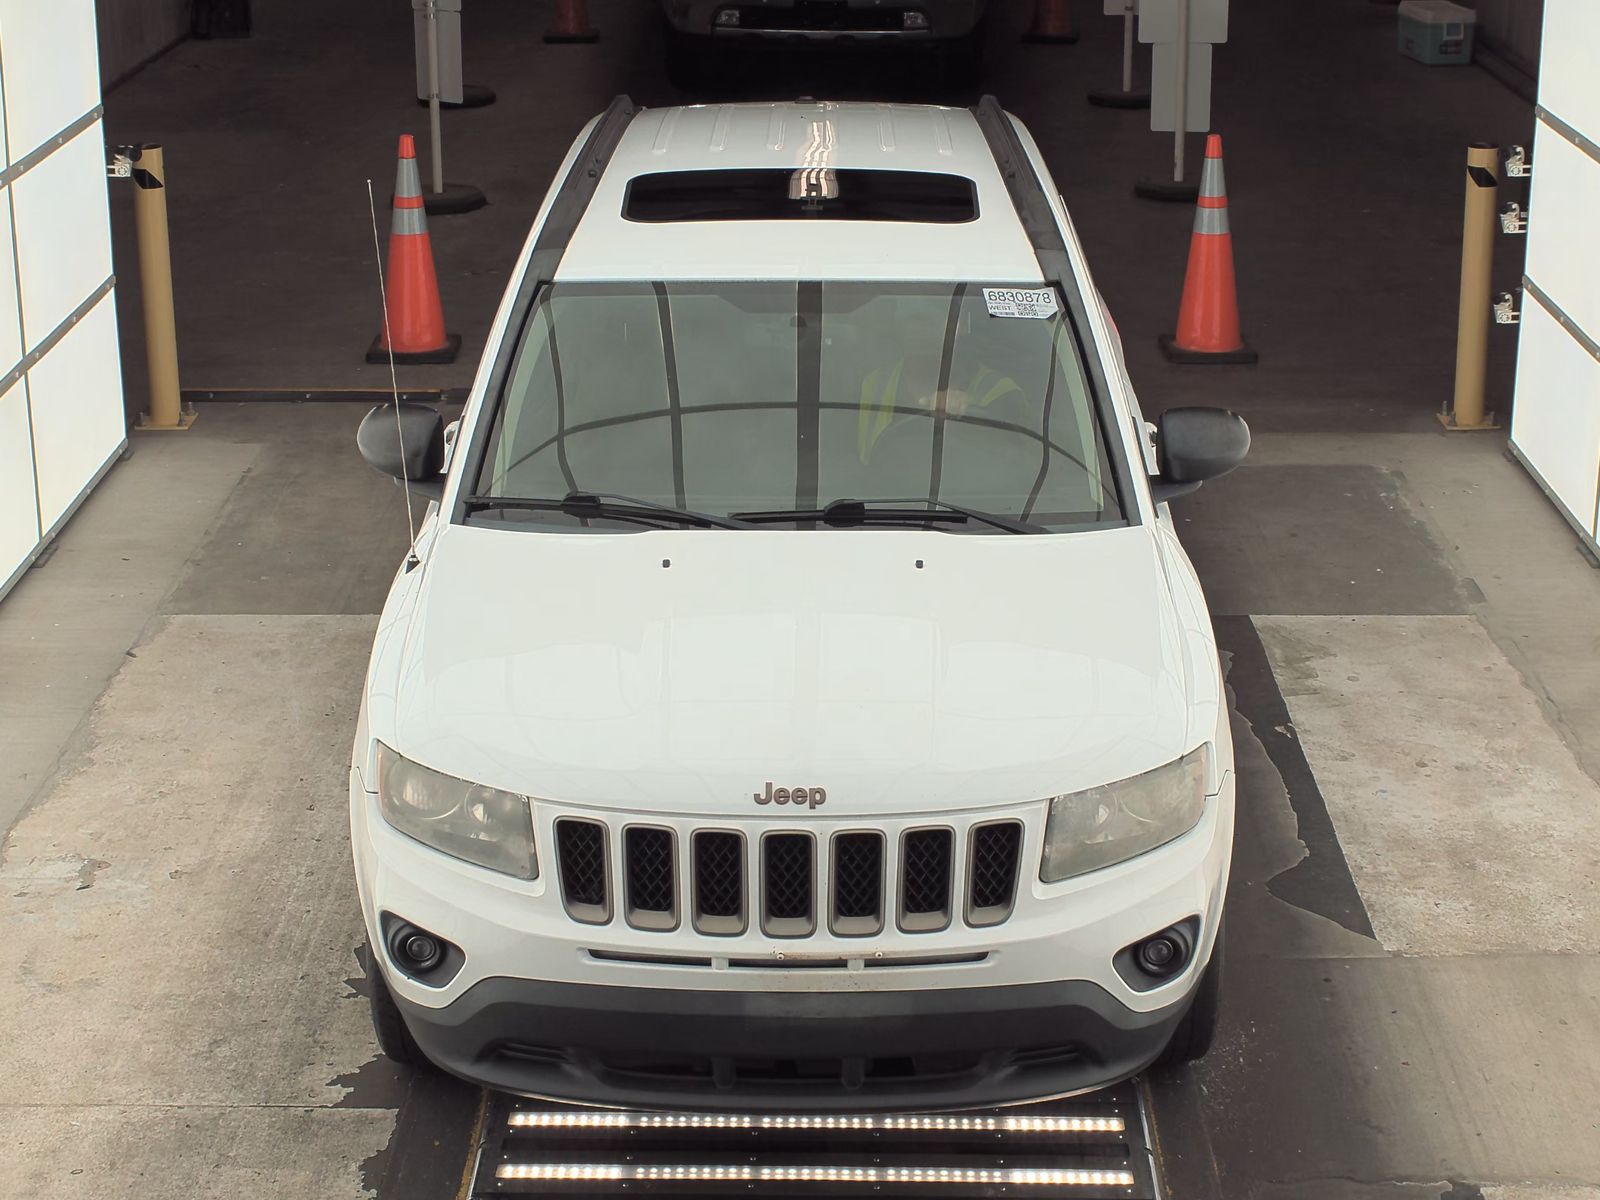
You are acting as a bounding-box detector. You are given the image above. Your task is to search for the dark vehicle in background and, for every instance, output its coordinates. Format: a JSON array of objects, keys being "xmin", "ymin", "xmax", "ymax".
[{"xmin": 662, "ymin": 1, "xmax": 987, "ymax": 86}]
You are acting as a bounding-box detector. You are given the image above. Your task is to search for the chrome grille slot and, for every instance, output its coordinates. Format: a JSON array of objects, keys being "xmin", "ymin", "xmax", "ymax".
[
  {"xmin": 830, "ymin": 831, "xmax": 884, "ymax": 936},
  {"xmin": 555, "ymin": 818, "xmax": 610, "ymax": 925},
  {"xmin": 967, "ymin": 820, "xmax": 1023, "ymax": 927},
  {"xmin": 692, "ymin": 830, "xmax": 746, "ymax": 936},
  {"xmin": 899, "ymin": 827, "xmax": 954, "ymax": 932},
  {"xmin": 761, "ymin": 832, "xmax": 816, "ymax": 937},
  {"xmin": 623, "ymin": 825, "xmax": 677, "ymax": 931}
]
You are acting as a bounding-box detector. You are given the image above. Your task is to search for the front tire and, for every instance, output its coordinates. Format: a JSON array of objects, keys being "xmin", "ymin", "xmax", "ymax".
[
  {"xmin": 1155, "ymin": 924, "xmax": 1223, "ymax": 1067},
  {"xmin": 365, "ymin": 940, "xmax": 428, "ymax": 1067}
]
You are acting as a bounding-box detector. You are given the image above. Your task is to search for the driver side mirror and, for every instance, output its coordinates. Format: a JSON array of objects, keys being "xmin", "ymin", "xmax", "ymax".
[
  {"xmin": 357, "ymin": 403, "xmax": 447, "ymax": 501},
  {"xmin": 1149, "ymin": 407, "xmax": 1250, "ymax": 505}
]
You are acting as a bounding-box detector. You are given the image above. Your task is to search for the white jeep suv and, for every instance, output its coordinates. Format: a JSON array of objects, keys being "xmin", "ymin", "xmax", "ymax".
[{"xmin": 350, "ymin": 96, "xmax": 1246, "ymax": 1109}]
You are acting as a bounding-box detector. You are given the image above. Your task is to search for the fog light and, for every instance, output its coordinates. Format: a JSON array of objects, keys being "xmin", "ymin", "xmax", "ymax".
[
  {"xmin": 902, "ymin": 11, "xmax": 930, "ymax": 30},
  {"xmin": 403, "ymin": 933, "xmax": 442, "ymax": 969},
  {"xmin": 715, "ymin": 8, "xmax": 741, "ymax": 26},
  {"xmin": 1136, "ymin": 933, "xmax": 1185, "ymax": 977},
  {"xmin": 388, "ymin": 921, "xmax": 445, "ymax": 973}
]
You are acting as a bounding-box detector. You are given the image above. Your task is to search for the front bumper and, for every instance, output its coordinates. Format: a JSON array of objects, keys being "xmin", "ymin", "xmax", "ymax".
[{"xmin": 392, "ymin": 974, "xmax": 1188, "ymax": 1109}]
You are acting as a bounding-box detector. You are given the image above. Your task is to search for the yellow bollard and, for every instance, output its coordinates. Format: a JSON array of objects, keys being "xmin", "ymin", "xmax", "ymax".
[
  {"xmin": 130, "ymin": 144, "xmax": 195, "ymax": 431},
  {"xmin": 1441, "ymin": 142, "xmax": 1500, "ymax": 431}
]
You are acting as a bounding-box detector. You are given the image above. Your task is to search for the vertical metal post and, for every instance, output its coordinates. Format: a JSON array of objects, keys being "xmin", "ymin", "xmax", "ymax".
[
  {"xmin": 130, "ymin": 145, "xmax": 193, "ymax": 431},
  {"xmin": 1172, "ymin": 0, "xmax": 1191, "ymax": 184},
  {"xmin": 1122, "ymin": 5, "xmax": 1136, "ymax": 93},
  {"xmin": 1443, "ymin": 142, "xmax": 1501, "ymax": 430},
  {"xmin": 425, "ymin": 0, "xmax": 444, "ymax": 196}
]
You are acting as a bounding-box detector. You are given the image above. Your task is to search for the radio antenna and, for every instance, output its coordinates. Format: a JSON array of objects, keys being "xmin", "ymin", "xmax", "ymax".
[{"xmin": 367, "ymin": 179, "xmax": 420, "ymax": 570}]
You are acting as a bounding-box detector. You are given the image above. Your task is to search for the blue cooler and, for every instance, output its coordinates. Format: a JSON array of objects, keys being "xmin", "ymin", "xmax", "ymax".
[{"xmin": 1398, "ymin": 0, "xmax": 1476, "ymax": 66}]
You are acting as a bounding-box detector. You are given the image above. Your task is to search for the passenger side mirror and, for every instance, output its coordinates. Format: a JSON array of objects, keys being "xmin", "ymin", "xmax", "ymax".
[
  {"xmin": 357, "ymin": 403, "xmax": 447, "ymax": 501},
  {"xmin": 1149, "ymin": 407, "xmax": 1250, "ymax": 505}
]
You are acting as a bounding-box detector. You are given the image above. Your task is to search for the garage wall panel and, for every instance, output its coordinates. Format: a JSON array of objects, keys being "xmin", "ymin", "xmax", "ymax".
[
  {"xmin": 0, "ymin": 190, "xmax": 21, "ymax": 372},
  {"xmin": 1536, "ymin": 0, "xmax": 1600, "ymax": 142},
  {"xmin": 1510, "ymin": 297, "xmax": 1600, "ymax": 542},
  {"xmin": 0, "ymin": 0, "xmax": 101, "ymax": 158},
  {"xmin": 1522, "ymin": 128, "xmax": 1600, "ymax": 353},
  {"xmin": 0, "ymin": 380, "xmax": 38, "ymax": 582},
  {"xmin": 9, "ymin": 122, "xmax": 114, "ymax": 348},
  {"xmin": 26, "ymin": 293, "xmax": 123, "ymax": 533},
  {"xmin": 0, "ymin": 2, "xmax": 127, "ymax": 603},
  {"xmin": 1508, "ymin": 0, "xmax": 1600, "ymax": 556}
]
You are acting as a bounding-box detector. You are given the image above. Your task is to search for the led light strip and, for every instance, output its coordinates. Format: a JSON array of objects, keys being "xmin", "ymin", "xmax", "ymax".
[
  {"xmin": 496, "ymin": 1163, "xmax": 1137, "ymax": 1186},
  {"xmin": 507, "ymin": 1111, "xmax": 1124, "ymax": 1134}
]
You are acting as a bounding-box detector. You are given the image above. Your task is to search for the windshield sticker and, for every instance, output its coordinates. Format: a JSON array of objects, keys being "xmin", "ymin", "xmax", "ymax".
[{"xmin": 982, "ymin": 287, "xmax": 1060, "ymax": 320}]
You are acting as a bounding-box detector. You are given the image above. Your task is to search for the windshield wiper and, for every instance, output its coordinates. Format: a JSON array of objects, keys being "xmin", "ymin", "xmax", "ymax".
[
  {"xmin": 464, "ymin": 491, "xmax": 757, "ymax": 530},
  {"xmin": 731, "ymin": 497, "xmax": 1046, "ymax": 534}
]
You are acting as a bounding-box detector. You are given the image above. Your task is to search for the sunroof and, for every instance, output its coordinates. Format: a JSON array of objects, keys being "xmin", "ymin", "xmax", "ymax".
[{"xmin": 623, "ymin": 169, "xmax": 978, "ymax": 224}]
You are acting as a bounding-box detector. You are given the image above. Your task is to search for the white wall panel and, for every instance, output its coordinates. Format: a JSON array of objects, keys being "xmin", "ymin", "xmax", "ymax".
[
  {"xmin": 27, "ymin": 293, "xmax": 123, "ymax": 533},
  {"xmin": 0, "ymin": 54, "xmax": 9, "ymax": 170},
  {"xmin": 9, "ymin": 120, "xmax": 112, "ymax": 348},
  {"xmin": 1524, "ymin": 127, "xmax": 1600, "ymax": 348},
  {"xmin": 1538, "ymin": 0, "xmax": 1600, "ymax": 135},
  {"xmin": 0, "ymin": 379, "xmax": 38, "ymax": 584},
  {"xmin": 0, "ymin": 189, "xmax": 19, "ymax": 372},
  {"xmin": 1511, "ymin": 297, "xmax": 1600, "ymax": 542},
  {"xmin": 0, "ymin": 0, "xmax": 101, "ymax": 158}
]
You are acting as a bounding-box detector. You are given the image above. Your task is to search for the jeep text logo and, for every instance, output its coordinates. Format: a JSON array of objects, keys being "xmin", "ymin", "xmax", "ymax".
[{"xmin": 754, "ymin": 782, "xmax": 827, "ymax": 809}]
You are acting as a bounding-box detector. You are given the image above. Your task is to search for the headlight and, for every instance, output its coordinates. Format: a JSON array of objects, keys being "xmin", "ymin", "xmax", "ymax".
[
  {"xmin": 375, "ymin": 743, "xmax": 537, "ymax": 880},
  {"xmin": 1040, "ymin": 746, "xmax": 1210, "ymax": 882}
]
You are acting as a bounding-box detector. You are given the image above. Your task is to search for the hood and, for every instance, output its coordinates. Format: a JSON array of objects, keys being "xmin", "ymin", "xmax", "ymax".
[{"xmin": 378, "ymin": 523, "xmax": 1193, "ymax": 818}]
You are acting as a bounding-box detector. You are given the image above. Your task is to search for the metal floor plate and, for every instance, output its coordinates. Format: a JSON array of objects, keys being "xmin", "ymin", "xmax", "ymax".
[{"xmin": 470, "ymin": 1085, "xmax": 1158, "ymax": 1198}]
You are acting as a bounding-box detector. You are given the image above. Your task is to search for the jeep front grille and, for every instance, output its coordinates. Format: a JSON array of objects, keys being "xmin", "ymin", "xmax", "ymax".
[
  {"xmin": 899, "ymin": 827, "xmax": 954, "ymax": 932},
  {"xmin": 830, "ymin": 831, "xmax": 884, "ymax": 936},
  {"xmin": 692, "ymin": 830, "xmax": 745, "ymax": 935},
  {"xmin": 968, "ymin": 821, "xmax": 1024, "ymax": 926},
  {"xmin": 556, "ymin": 818, "xmax": 610, "ymax": 924},
  {"xmin": 761, "ymin": 833, "xmax": 816, "ymax": 937},
  {"xmin": 562, "ymin": 817, "xmax": 1027, "ymax": 940},
  {"xmin": 623, "ymin": 826, "xmax": 677, "ymax": 931}
]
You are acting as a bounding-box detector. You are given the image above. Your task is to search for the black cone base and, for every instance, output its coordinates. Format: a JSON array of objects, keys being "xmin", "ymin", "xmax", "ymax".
[
  {"xmin": 422, "ymin": 183, "xmax": 487, "ymax": 215},
  {"xmin": 544, "ymin": 29, "xmax": 599, "ymax": 43},
  {"xmin": 1088, "ymin": 87, "xmax": 1150, "ymax": 108},
  {"xmin": 1134, "ymin": 177, "xmax": 1200, "ymax": 202},
  {"xmin": 1023, "ymin": 30, "xmax": 1079, "ymax": 44},
  {"xmin": 417, "ymin": 83, "xmax": 497, "ymax": 109},
  {"xmin": 366, "ymin": 333, "xmax": 462, "ymax": 365},
  {"xmin": 1159, "ymin": 334, "xmax": 1258, "ymax": 365}
]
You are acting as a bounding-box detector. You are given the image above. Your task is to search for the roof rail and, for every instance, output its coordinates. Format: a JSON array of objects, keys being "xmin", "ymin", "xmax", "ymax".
[
  {"xmin": 970, "ymin": 95, "xmax": 1072, "ymax": 283},
  {"xmin": 528, "ymin": 94, "xmax": 638, "ymax": 281}
]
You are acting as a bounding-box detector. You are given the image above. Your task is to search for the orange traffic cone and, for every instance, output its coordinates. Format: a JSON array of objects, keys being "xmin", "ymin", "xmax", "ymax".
[
  {"xmin": 545, "ymin": 0, "xmax": 598, "ymax": 43},
  {"xmin": 1160, "ymin": 135, "xmax": 1257, "ymax": 364},
  {"xmin": 367, "ymin": 135, "xmax": 460, "ymax": 365},
  {"xmin": 1024, "ymin": 0, "xmax": 1078, "ymax": 44}
]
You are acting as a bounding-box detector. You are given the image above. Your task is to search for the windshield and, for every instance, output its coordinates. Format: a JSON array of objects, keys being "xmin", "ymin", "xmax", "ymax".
[{"xmin": 472, "ymin": 282, "xmax": 1124, "ymax": 531}]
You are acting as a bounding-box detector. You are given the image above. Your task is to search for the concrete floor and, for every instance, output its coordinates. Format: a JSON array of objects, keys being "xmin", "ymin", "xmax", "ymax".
[{"xmin": 4, "ymin": 2, "xmax": 1599, "ymax": 1198}]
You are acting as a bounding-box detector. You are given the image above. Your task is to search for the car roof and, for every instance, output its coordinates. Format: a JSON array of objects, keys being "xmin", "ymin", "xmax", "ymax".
[{"xmin": 555, "ymin": 101, "xmax": 1048, "ymax": 283}]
